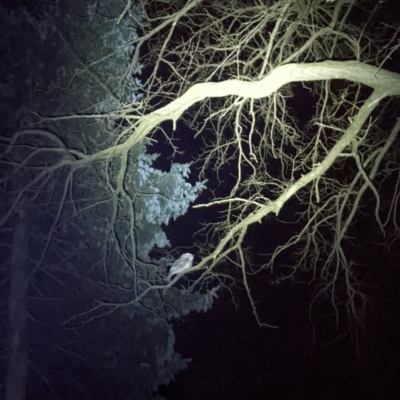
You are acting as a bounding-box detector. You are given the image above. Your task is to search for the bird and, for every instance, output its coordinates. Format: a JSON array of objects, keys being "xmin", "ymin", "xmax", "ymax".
[{"xmin": 166, "ymin": 253, "xmax": 194, "ymax": 281}]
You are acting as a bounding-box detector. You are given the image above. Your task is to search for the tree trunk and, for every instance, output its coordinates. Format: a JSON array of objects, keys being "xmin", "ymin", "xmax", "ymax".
[{"xmin": 6, "ymin": 212, "xmax": 30, "ymax": 400}]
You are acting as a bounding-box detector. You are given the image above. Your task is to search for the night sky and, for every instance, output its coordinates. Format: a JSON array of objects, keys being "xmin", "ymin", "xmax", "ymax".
[
  {"xmin": 152, "ymin": 4, "xmax": 400, "ymax": 395},
  {"xmin": 155, "ymin": 139, "xmax": 400, "ymax": 399},
  {"xmin": 153, "ymin": 97, "xmax": 400, "ymax": 400}
]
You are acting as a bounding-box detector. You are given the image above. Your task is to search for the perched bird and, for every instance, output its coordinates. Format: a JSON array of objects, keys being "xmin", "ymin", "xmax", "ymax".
[{"xmin": 166, "ymin": 253, "xmax": 194, "ymax": 281}]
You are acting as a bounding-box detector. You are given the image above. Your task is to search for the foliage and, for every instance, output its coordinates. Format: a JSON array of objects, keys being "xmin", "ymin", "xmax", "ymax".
[{"xmin": 0, "ymin": 0, "xmax": 214, "ymax": 398}]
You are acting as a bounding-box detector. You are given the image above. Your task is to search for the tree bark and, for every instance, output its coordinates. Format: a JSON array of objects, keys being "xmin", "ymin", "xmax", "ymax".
[{"xmin": 6, "ymin": 212, "xmax": 30, "ymax": 400}]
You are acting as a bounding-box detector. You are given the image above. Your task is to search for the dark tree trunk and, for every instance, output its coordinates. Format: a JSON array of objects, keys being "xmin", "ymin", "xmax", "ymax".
[{"xmin": 6, "ymin": 213, "xmax": 30, "ymax": 400}]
